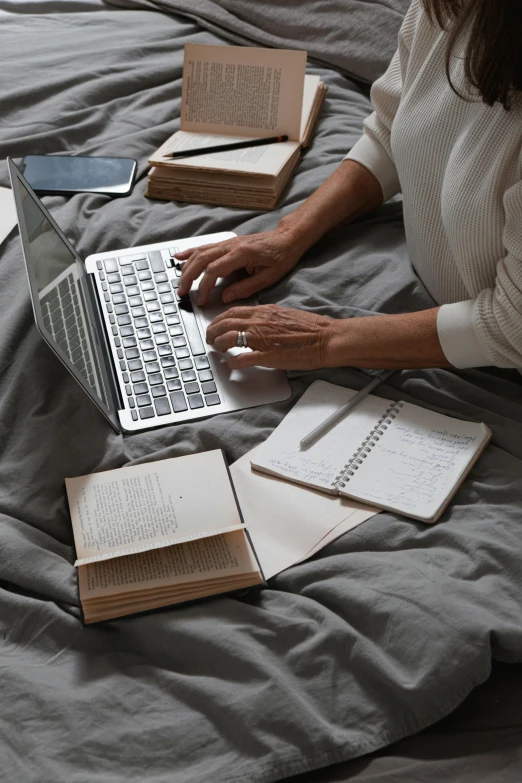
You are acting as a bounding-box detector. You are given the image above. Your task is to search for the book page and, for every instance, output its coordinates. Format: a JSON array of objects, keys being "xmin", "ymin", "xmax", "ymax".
[
  {"xmin": 78, "ymin": 530, "xmax": 260, "ymax": 599},
  {"xmin": 149, "ymin": 130, "xmax": 300, "ymax": 177},
  {"xmin": 299, "ymin": 75, "xmax": 320, "ymax": 142},
  {"xmin": 342, "ymin": 401, "xmax": 490, "ymax": 520},
  {"xmin": 251, "ymin": 380, "xmax": 392, "ymax": 492},
  {"xmin": 66, "ymin": 450, "xmax": 245, "ymax": 565},
  {"xmin": 181, "ymin": 43, "xmax": 306, "ymax": 140}
]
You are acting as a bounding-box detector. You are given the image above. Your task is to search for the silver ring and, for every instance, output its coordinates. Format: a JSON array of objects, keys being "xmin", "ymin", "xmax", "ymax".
[{"xmin": 236, "ymin": 330, "xmax": 248, "ymax": 348}]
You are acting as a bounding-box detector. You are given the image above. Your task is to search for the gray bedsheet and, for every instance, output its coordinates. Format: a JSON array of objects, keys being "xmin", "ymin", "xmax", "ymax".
[{"xmin": 2, "ymin": 6, "xmax": 522, "ymax": 783}]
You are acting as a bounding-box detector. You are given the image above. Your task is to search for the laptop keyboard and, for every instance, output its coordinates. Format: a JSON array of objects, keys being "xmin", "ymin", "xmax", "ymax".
[
  {"xmin": 96, "ymin": 248, "xmax": 220, "ymax": 422},
  {"xmin": 41, "ymin": 272, "xmax": 97, "ymax": 388}
]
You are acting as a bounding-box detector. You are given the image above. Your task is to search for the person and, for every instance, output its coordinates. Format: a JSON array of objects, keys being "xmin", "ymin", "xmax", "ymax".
[{"xmin": 177, "ymin": 0, "xmax": 522, "ymax": 373}]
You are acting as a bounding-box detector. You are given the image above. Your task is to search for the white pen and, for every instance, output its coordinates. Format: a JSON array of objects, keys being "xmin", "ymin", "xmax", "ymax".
[{"xmin": 299, "ymin": 370, "xmax": 395, "ymax": 451}]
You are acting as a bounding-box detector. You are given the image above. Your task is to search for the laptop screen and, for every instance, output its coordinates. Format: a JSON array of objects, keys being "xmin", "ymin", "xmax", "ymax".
[{"xmin": 10, "ymin": 163, "xmax": 119, "ymax": 427}]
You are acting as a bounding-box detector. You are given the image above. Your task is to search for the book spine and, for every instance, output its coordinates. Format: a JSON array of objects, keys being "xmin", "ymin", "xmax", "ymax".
[{"xmin": 331, "ymin": 401, "xmax": 404, "ymax": 490}]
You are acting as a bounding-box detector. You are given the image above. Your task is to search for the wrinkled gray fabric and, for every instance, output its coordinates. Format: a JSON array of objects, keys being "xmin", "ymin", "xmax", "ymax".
[
  {"xmin": 103, "ymin": 0, "xmax": 410, "ymax": 83},
  {"xmin": 2, "ymin": 7, "xmax": 522, "ymax": 783}
]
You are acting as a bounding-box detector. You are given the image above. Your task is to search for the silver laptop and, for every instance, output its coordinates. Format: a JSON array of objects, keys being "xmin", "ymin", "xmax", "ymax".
[{"xmin": 8, "ymin": 158, "xmax": 291, "ymax": 433}]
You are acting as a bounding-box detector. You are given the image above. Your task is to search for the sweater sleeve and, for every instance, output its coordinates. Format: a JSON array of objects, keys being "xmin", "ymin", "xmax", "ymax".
[
  {"xmin": 344, "ymin": 0, "xmax": 423, "ymax": 202},
  {"xmin": 438, "ymin": 176, "xmax": 522, "ymax": 369}
]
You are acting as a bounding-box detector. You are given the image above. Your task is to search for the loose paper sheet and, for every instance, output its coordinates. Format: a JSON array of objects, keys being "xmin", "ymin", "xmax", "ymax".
[
  {"xmin": 181, "ymin": 43, "xmax": 306, "ymax": 140},
  {"xmin": 67, "ymin": 450, "xmax": 245, "ymax": 566},
  {"xmin": 230, "ymin": 447, "xmax": 379, "ymax": 580},
  {"xmin": 0, "ymin": 186, "xmax": 17, "ymax": 246}
]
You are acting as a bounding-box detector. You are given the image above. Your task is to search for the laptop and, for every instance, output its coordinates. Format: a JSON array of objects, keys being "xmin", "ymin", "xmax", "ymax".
[{"xmin": 8, "ymin": 158, "xmax": 291, "ymax": 433}]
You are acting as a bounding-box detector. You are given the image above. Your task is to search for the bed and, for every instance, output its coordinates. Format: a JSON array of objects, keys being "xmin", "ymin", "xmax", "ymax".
[{"xmin": 1, "ymin": 2, "xmax": 522, "ymax": 781}]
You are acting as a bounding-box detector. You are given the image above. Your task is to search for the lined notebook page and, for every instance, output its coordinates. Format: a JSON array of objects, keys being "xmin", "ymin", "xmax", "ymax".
[
  {"xmin": 340, "ymin": 401, "xmax": 490, "ymax": 521},
  {"xmin": 251, "ymin": 381, "xmax": 392, "ymax": 492}
]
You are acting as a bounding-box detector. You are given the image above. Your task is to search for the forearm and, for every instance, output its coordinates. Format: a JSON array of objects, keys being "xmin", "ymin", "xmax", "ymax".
[
  {"xmin": 327, "ymin": 308, "xmax": 451, "ymax": 369},
  {"xmin": 276, "ymin": 160, "xmax": 383, "ymax": 254}
]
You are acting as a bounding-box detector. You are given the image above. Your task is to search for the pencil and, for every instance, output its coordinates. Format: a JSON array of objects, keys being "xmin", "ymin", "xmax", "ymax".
[
  {"xmin": 165, "ymin": 135, "xmax": 289, "ymax": 159},
  {"xmin": 299, "ymin": 371, "xmax": 395, "ymax": 451}
]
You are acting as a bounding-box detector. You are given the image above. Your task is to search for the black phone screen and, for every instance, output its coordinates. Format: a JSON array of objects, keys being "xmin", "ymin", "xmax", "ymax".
[{"xmin": 21, "ymin": 155, "xmax": 137, "ymax": 196}]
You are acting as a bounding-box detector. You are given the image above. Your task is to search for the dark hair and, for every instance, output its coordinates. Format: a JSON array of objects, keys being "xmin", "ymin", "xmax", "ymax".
[{"xmin": 422, "ymin": 0, "xmax": 522, "ymax": 110}]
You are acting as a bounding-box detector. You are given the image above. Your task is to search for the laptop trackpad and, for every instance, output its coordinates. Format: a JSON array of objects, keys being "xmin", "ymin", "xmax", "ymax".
[{"xmin": 194, "ymin": 288, "xmax": 290, "ymax": 407}]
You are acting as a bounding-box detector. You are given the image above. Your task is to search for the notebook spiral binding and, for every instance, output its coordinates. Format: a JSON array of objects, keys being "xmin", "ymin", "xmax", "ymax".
[{"xmin": 331, "ymin": 401, "xmax": 404, "ymax": 489}]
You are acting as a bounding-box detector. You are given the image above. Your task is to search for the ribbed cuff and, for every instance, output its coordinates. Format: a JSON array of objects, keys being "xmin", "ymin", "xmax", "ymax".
[
  {"xmin": 437, "ymin": 300, "xmax": 493, "ymax": 368},
  {"xmin": 344, "ymin": 133, "xmax": 401, "ymax": 203}
]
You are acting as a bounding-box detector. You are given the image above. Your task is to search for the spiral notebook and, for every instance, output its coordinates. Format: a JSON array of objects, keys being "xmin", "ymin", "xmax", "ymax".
[{"xmin": 251, "ymin": 381, "xmax": 491, "ymax": 523}]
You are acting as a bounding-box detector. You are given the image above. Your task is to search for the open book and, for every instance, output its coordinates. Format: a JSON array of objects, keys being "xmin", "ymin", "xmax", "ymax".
[
  {"xmin": 251, "ymin": 381, "xmax": 492, "ymax": 523},
  {"xmin": 65, "ymin": 450, "xmax": 263, "ymax": 623},
  {"xmin": 147, "ymin": 43, "xmax": 327, "ymax": 209}
]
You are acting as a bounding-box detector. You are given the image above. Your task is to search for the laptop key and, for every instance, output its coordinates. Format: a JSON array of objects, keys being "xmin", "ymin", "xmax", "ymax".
[
  {"xmin": 158, "ymin": 345, "xmax": 173, "ymax": 356},
  {"xmin": 121, "ymin": 266, "xmax": 135, "ymax": 276},
  {"xmin": 152, "ymin": 322, "xmax": 166, "ymax": 334},
  {"xmin": 115, "ymin": 304, "xmax": 129, "ymax": 316},
  {"xmin": 201, "ymin": 381, "xmax": 217, "ymax": 394},
  {"xmin": 123, "ymin": 336, "xmax": 137, "ymax": 348},
  {"xmin": 104, "ymin": 293, "xmax": 110, "ymax": 303},
  {"xmin": 107, "ymin": 273, "xmax": 121, "ymax": 284},
  {"xmin": 188, "ymin": 394, "xmax": 204, "ymax": 410},
  {"xmin": 146, "ymin": 301, "xmax": 160, "ymax": 313},
  {"xmin": 120, "ymin": 325, "xmax": 134, "ymax": 337},
  {"xmin": 161, "ymin": 355, "xmax": 176, "ymax": 368},
  {"xmin": 117, "ymin": 347, "xmax": 123, "ymax": 358},
  {"xmin": 166, "ymin": 314, "xmax": 180, "ymax": 326},
  {"xmin": 109, "ymin": 314, "xmax": 116, "ymax": 325},
  {"xmin": 128, "ymin": 296, "xmax": 143, "ymax": 307},
  {"xmin": 131, "ymin": 409, "xmax": 138, "ymax": 421},
  {"xmin": 146, "ymin": 362, "xmax": 161, "ymax": 374},
  {"xmin": 125, "ymin": 347, "xmax": 140, "ymax": 360},
  {"xmin": 184, "ymin": 381, "xmax": 199, "ymax": 395},
  {"xmin": 155, "ymin": 334, "xmax": 169, "ymax": 345},
  {"xmin": 142, "ymin": 350, "xmax": 157, "ymax": 362},
  {"xmin": 134, "ymin": 317, "xmax": 148, "ymax": 329},
  {"xmin": 169, "ymin": 325, "xmax": 183, "ymax": 336},
  {"xmin": 164, "ymin": 366, "xmax": 179, "ymax": 379},
  {"xmin": 112, "ymin": 293, "xmax": 126, "ymax": 305},
  {"xmin": 138, "ymin": 270, "xmax": 152, "ymax": 281},
  {"xmin": 157, "ymin": 282, "xmax": 171, "ymax": 294},
  {"xmin": 175, "ymin": 347, "xmax": 190, "ymax": 359},
  {"xmin": 195, "ymin": 355, "xmax": 210, "ymax": 371},
  {"xmin": 150, "ymin": 311, "xmax": 163, "ymax": 323},
  {"xmin": 125, "ymin": 384, "xmax": 132, "ymax": 396},
  {"xmin": 128, "ymin": 359, "xmax": 143, "ymax": 371},
  {"xmin": 155, "ymin": 272, "xmax": 168, "ymax": 284},
  {"xmin": 130, "ymin": 371, "xmax": 145, "ymax": 383},
  {"xmin": 163, "ymin": 303, "xmax": 176, "ymax": 314},
  {"xmin": 160, "ymin": 293, "xmax": 174, "ymax": 304},
  {"xmin": 178, "ymin": 358, "xmax": 193, "ymax": 371},
  {"xmin": 128, "ymin": 397, "xmax": 135, "ymax": 408},
  {"xmin": 154, "ymin": 397, "xmax": 171, "ymax": 416},
  {"xmin": 134, "ymin": 382, "xmax": 148, "ymax": 396},
  {"xmin": 124, "ymin": 275, "xmax": 138, "ymax": 286},
  {"xmin": 205, "ymin": 393, "xmax": 220, "ymax": 406},
  {"xmin": 137, "ymin": 328, "xmax": 152, "ymax": 340},
  {"xmin": 96, "ymin": 260, "xmax": 103, "ymax": 270},
  {"xmin": 198, "ymin": 369, "xmax": 213, "ymax": 382},
  {"xmin": 137, "ymin": 394, "xmax": 152, "ymax": 408},
  {"xmin": 148, "ymin": 373, "xmax": 163, "ymax": 385},
  {"xmin": 152, "ymin": 384, "xmax": 167, "ymax": 398},
  {"xmin": 103, "ymin": 258, "xmax": 118, "ymax": 273},
  {"xmin": 141, "ymin": 339, "xmax": 155, "ymax": 351},
  {"xmin": 170, "ymin": 390, "xmax": 187, "ymax": 412},
  {"xmin": 132, "ymin": 306, "xmax": 146, "ymax": 318},
  {"xmin": 181, "ymin": 369, "xmax": 196, "ymax": 382},
  {"xmin": 139, "ymin": 406, "xmax": 155, "ymax": 420},
  {"xmin": 141, "ymin": 280, "xmax": 155, "ymax": 291},
  {"xmin": 167, "ymin": 378, "xmax": 181, "ymax": 391},
  {"xmin": 143, "ymin": 290, "xmax": 157, "ymax": 302},
  {"xmin": 149, "ymin": 251, "xmax": 165, "ymax": 273},
  {"xmin": 126, "ymin": 285, "xmax": 140, "ymax": 297},
  {"xmin": 109, "ymin": 283, "xmax": 123, "ymax": 294},
  {"xmin": 172, "ymin": 336, "xmax": 187, "ymax": 348},
  {"xmin": 135, "ymin": 259, "xmax": 149, "ymax": 271},
  {"xmin": 119, "ymin": 360, "xmax": 126, "ymax": 371},
  {"xmin": 119, "ymin": 256, "xmax": 134, "ymax": 266}
]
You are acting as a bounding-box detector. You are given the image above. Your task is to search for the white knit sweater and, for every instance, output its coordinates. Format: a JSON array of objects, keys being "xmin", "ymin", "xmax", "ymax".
[{"xmin": 345, "ymin": 0, "xmax": 522, "ymax": 369}]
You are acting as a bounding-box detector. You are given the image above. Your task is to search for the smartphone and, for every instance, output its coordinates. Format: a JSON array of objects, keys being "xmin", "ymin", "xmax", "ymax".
[{"xmin": 20, "ymin": 154, "xmax": 137, "ymax": 197}]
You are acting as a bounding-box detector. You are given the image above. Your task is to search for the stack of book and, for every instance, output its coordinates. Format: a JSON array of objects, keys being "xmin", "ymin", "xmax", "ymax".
[{"xmin": 147, "ymin": 43, "xmax": 327, "ymax": 210}]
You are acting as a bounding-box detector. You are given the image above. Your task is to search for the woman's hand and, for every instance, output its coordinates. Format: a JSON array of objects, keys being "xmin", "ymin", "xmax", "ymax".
[
  {"xmin": 176, "ymin": 227, "xmax": 304, "ymax": 306},
  {"xmin": 205, "ymin": 304, "xmax": 340, "ymax": 370}
]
